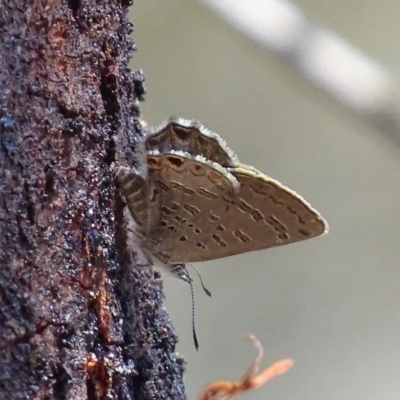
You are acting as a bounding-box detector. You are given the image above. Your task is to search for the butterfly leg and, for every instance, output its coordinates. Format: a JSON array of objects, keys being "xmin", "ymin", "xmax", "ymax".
[
  {"xmin": 168, "ymin": 263, "xmax": 212, "ymax": 297},
  {"xmin": 168, "ymin": 263, "xmax": 192, "ymax": 284}
]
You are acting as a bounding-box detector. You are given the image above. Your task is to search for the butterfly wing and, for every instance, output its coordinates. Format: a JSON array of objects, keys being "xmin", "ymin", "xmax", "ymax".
[
  {"xmin": 144, "ymin": 155, "xmax": 327, "ymax": 264},
  {"xmin": 144, "ymin": 151, "xmax": 240, "ymax": 263},
  {"xmin": 226, "ymin": 164, "xmax": 328, "ymax": 253},
  {"xmin": 146, "ymin": 118, "xmax": 239, "ymax": 167}
]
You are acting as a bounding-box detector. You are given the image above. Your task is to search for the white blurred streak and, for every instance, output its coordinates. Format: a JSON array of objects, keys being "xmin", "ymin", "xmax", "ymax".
[
  {"xmin": 199, "ymin": 0, "xmax": 400, "ymax": 140},
  {"xmin": 200, "ymin": 0, "xmax": 307, "ymax": 53},
  {"xmin": 300, "ymin": 31, "xmax": 392, "ymax": 112}
]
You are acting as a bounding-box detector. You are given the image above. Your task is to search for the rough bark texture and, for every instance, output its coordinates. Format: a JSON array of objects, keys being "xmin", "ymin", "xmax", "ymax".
[{"xmin": 0, "ymin": 1, "xmax": 186, "ymax": 399}]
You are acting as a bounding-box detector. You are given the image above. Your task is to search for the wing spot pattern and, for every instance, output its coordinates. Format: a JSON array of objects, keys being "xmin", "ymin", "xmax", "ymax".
[
  {"xmin": 238, "ymin": 191, "xmax": 293, "ymax": 236},
  {"xmin": 169, "ymin": 180, "xmax": 195, "ymax": 195},
  {"xmin": 148, "ymin": 157, "xmax": 160, "ymax": 169},
  {"xmin": 278, "ymin": 232, "xmax": 290, "ymax": 240},
  {"xmin": 222, "ymin": 195, "xmax": 235, "ymax": 205},
  {"xmin": 173, "ymin": 215, "xmax": 187, "ymax": 224},
  {"xmin": 237, "ymin": 199, "xmax": 252, "ymax": 213},
  {"xmin": 270, "ymin": 195, "xmax": 284, "ymax": 205},
  {"xmin": 161, "ymin": 206, "xmax": 172, "ymax": 215},
  {"xmin": 265, "ymin": 215, "xmax": 288, "ymax": 236},
  {"xmin": 166, "ymin": 155, "xmax": 184, "ymax": 169},
  {"xmin": 198, "ymin": 188, "xmax": 218, "ymax": 199},
  {"xmin": 208, "ymin": 213, "xmax": 219, "ymax": 222},
  {"xmin": 150, "ymin": 188, "xmax": 159, "ymax": 203},
  {"xmin": 170, "ymin": 181, "xmax": 185, "ymax": 191},
  {"xmin": 183, "ymin": 203, "xmax": 200, "ymax": 215},
  {"xmin": 298, "ymin": 216, "xmax": 306, "ymax": 224},
  {"xmin": 192, "ymin": 164, "xmax": 205, "ymax": 175},
  {"xmin": 170, "ymin": 201, "xmax": 179, "ymax": 211},
  {"xmin": 250, "ymin": 209, "xmax": 264, "ymax": 221},
  {"xmin": 183, "ymin": 187, "xmax": 195, "ymax": 195},
  {"xmin": 234, "ymin": 230, "xmax": 251, "ymax": 243},
  {"xmin": 212, "ymin": 234, "xmax": 227, "ymax": 248},
  {"xmin": 250, "ymin": 184, "xmax": 313, "ymax": 226},
  {"xmin": 286, "ymin": 200, "xmax": 316, "ymax": 226},
  {"xmin": 156, "ymin": 179, "xmax": 169, "ymax": 192}
]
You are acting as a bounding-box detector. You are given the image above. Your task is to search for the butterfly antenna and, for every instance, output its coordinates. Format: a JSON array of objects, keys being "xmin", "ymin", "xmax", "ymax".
[
  {"xmin": 188, "ymin": 264, "xmax": 212, "ymax": 297},
  {"xmin": 188, "ymin": 278, "xmax": 199, "ymax": 351},
  {"xmin": 171, "ymin": 263, "xmax": 204, "ymax": 350}
]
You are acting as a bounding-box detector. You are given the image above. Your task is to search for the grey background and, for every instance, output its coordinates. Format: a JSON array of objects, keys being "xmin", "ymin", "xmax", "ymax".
[{"xmin": 129, "ymin": 1, "xmax": 400, "ymax": 399}]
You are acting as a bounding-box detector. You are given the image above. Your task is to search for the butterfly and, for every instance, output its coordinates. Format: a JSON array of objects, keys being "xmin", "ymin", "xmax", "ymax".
[
  {"xmin": 117, "ymin": 117, "xmax": 328, "ymax": 349},
  {"xmin": 118, "ymin": 117, "xmax": 327, "ymax": 269}
]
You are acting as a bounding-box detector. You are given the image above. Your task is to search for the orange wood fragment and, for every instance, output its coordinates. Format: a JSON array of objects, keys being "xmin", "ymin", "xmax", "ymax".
[{"xmin": 198, "ymin": 335, "xmax": 293, "ymax": 400}]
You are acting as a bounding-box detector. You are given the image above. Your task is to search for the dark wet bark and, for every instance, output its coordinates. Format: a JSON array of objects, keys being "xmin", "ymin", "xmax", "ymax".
[{"xmin": 0, "ymin": 1, "xmax": 186, "ymax": 399}]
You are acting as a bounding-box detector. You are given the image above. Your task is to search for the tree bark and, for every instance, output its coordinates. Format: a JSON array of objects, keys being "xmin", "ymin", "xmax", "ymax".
[{"xmin": 0, "ymin": 1, "xmax": 186, "ymax": 399}]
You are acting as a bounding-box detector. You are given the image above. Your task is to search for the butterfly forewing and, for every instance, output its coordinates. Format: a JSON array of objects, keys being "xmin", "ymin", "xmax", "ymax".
[
  {"xmin": 143, "ymin": 152, "xmax": 240, "ymax": 263},
  {"xmin": 229, "ymin": 165, "xmax": 328, "ymax": 251},
  {"xmin": 142, "ymin": 153, "xmax": 326, "ymax": 264}
]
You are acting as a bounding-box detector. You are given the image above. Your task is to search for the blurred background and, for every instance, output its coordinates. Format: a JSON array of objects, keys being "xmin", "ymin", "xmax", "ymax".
[{"xmin": 129, "ymin": 1, "xmax": 400, "ymax": 399}]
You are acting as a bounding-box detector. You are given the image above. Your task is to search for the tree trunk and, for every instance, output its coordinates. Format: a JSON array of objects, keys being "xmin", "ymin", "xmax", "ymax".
[{"xmin": 0, "ymin": 1, "xmax": 186, "ymax": 399}]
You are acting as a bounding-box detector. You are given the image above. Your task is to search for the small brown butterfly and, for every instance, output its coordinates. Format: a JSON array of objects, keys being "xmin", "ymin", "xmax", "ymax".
[
  {"xmin": 117, "ymin": 117, "xmax": 328, "ymax": 348},
  {"xmin": 118, "ymin": 117, "xmax": 327, "ymax": 268}
]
